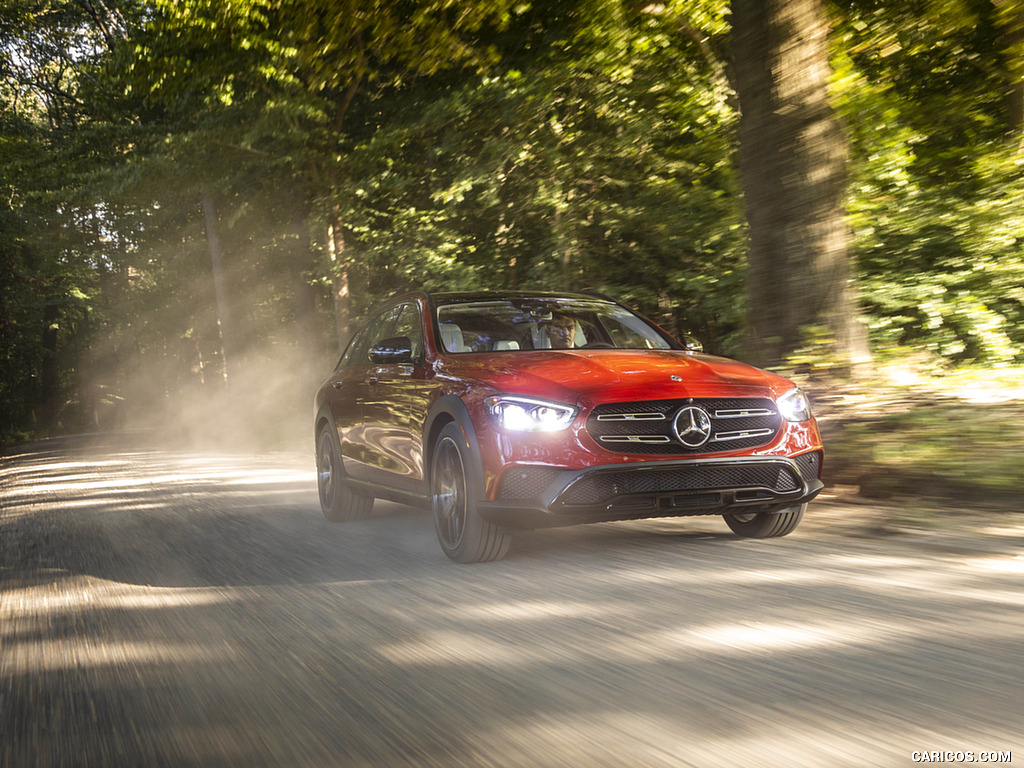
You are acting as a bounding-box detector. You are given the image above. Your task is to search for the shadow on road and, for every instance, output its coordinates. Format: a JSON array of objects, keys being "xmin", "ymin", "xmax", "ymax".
[
  {"xmin": 3, "ymin": 437, "xmax": 1023, "ymax": 767},
  {"xmin": 2, "ymin": 436, "xmax": 743, "ymax": 589}
]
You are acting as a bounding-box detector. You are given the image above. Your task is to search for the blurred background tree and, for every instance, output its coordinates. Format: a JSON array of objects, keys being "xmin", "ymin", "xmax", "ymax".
[
  {"xmin": 1, "ymin": 0, "xmax": 1022, "ymax": 445},
  {"xmin": 732, "ymin": 0, "xmax": 870, "ymax": 370},
  {"xmin": 836, "ymin": 0, "xmax": 1024, "ymax": 364}
]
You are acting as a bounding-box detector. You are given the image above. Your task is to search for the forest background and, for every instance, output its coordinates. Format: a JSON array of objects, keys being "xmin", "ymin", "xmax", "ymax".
[{"xmin": 2, "ymin": 0, "xmax": 1023, "ymax": 461}]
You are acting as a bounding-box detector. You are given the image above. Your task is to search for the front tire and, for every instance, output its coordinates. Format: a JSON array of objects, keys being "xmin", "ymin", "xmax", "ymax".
[
  {"xmin": 317, "ymin": 426, "xmax": 373, "ymax": 522},
  {"xmin": 723, "ymin": 503, "xmax": 805, "ymax": 538},
  {"xmin": 431, "ymin": 423, "xmax": 511, "ymax": 563}
]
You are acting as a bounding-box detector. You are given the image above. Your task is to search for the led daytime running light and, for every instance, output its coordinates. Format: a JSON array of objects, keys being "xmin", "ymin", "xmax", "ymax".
[
  {"xmin": 485, "ymin": 395, "xmax": 577, "ymax": 432},
  {"xmin": 777, "ymin": 387, "xmax": 812, "ymax": 422}
]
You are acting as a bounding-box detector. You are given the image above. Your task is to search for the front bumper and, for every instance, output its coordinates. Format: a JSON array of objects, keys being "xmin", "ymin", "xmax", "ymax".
[{"xmin": 478, "ymin": 453, "xmax": 824, "ymax": 529}]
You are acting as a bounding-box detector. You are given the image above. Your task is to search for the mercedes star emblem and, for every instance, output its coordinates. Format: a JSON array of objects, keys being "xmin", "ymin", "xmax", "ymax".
[{"xmin": 673, "ymin": 405, "xmax": 713, "ymax": 447}]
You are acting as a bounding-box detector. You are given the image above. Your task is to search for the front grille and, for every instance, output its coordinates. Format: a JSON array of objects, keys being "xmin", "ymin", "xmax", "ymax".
[
  {"xmin": 587, "ymin": 398, "xmax": 781, "ymax": 455},
  {"xmin": 559, "ymin": 462, "xmax": 800, "ymax": 507},
  {"xmin": 499, "ymin": 467, "xmax": 562, "ymax": 499}
]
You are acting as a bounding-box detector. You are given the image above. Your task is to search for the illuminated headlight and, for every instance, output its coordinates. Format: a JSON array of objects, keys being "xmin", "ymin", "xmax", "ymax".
[
  {"xmin": 777, "ymin": 387, "xmax": 813, "ymax": 422},
  {"xmin": 485, "ymin": 395, "xmax": 577, "ymax": 432}
]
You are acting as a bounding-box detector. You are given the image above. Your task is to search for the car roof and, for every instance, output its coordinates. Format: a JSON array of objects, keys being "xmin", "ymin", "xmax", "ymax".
[{"xmin": 427, "ymin": 290, "xmax": 617, "ymax": 304}]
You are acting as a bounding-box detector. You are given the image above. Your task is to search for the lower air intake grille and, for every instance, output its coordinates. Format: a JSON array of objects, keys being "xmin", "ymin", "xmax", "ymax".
[
  {"xmin": 794, "ymin": 451, "xmax": 822, "ymax": 481},
  {"xmin": 499, "ymin": 467, "xmax": 562, "ymax": 500},
  {"xmin": 559, "ymin": 463, "xmax": 800, "ymax": 507}
]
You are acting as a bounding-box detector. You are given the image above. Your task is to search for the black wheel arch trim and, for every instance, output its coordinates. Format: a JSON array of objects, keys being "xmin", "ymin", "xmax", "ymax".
[
  {"xmin": 423, "ymin": 395, "xmax": 486, "ymax": 502},
  {"xmin": 314, "ymin": 402, "xmax": 336, "ymax": 451}
]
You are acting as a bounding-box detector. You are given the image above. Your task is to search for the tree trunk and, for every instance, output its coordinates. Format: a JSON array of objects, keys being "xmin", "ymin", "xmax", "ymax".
[
  {"xmin": 40, "ymin": 301, "xmax": 60, "ymax": 429},
  {"xmin": 285, "ymin": 200, "xmax": 326, "ymax": 384},
  {"xmin": 327, "ymin": 208, "xmax": 352, "ymax": 354},
  {"xmin": 201, "ymin": 190, "xmax": 235, "ymax": 386},
  {"xmin": 74, "ymin": 307, "xmax": 99, "ymax": 430},
  {"xmin": 731, "ymin": 0, "xmax": 869, "ymax": 370},
  {"xmin": 323, "ymin": 67, "xmax": 364, "ymax": 356}
]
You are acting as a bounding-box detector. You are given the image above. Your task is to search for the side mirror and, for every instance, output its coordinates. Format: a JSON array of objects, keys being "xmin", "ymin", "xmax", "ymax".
[
  {"xmin": 369, "ymin": 336, "xmax": 414, "ymax": 364},
  {"xmin": 681, "ymin": 334, "xmax": 703, "ymax": 353}
]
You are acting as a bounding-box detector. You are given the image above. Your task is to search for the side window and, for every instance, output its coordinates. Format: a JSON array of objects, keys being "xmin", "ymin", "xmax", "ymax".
[
  {"xmin": 362, "ymin": 306, "xmax": 402, "ymax": 361},
  {"xmin": 600, "ymin": 309, "xmax": 672, "ymax": 350},
  {"xmin": 369, "ymin": 306, "xmax": 402, "ymax": 343},
  {"xmin": 339, "ymin": 306, "xmax": 401, "ymax": 368},
  {"xmin": 336, "ymin": 326, "xmax": 370, "ymax": 370},
  {"xmin": 392, "ymin": 302, "xmax": 424, "ymax": 363}
]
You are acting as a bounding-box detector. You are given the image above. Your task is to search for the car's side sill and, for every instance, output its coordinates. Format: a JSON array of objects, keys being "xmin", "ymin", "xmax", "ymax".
[{"xmin": 341, "ymin": 476, "xmax": 429, "ymax": 509}]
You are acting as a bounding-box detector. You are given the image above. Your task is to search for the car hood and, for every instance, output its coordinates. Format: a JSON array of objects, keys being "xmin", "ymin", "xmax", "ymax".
[{"xmin": 438, "ymin": 349, "xmax": 794, "ymax": 406}]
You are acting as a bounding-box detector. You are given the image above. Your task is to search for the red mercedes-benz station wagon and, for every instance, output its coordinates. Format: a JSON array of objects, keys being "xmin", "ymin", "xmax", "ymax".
[{"xmin": 314, "ymin": 292, "xmax": 824, "ymax": 562}]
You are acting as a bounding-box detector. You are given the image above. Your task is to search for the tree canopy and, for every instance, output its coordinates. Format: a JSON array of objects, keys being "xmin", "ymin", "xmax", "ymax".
[{"xmin": 2, "ymin": 0, "xmax": 1022, "ymax": 445}]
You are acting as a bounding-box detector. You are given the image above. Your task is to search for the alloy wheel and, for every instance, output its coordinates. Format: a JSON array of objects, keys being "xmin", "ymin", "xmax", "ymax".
[
  {"xmin": 433, "ymin": 437, "xmax": 467, "ymax": 550},
  {"xmin": 317, "ymin": 430, "xmax": 336, "ymax": 509}
]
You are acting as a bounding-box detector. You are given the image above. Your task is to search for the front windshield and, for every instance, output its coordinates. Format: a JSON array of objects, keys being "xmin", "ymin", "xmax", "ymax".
[{"xmin": 435, "ymin": 298, "xmax": 676, "ymax": 354}]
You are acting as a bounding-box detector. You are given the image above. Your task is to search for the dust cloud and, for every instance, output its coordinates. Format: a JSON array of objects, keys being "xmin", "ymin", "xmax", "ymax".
[{"xmin": 92, "ymin": 339, "xmax": 326, "ymax": 458}]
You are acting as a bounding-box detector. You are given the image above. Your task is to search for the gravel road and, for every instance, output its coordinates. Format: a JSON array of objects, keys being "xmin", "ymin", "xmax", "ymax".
[{"xmin": 2, "ymin": 436, "xmax": 1022, "ymax": 767}]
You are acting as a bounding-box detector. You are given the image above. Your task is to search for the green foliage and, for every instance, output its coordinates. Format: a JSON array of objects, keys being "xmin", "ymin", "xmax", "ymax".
[
  {"xmin": 0, "ymin": 196, "xmax": 36, "ymax": 443},
  {"xmin": 0, "ymin": 0, "xmax": 140, "ymax": 442},
  {"xmin": 335, "ymin": 0, "xmax": 744, "ymax": 348},
  {"xmin": 3, "ymin": 0, "xmax": 1024, "ymax": 449},
  {"xmin": 834, "ymin": 0, "xmax": 1024, "ymax": 363}
]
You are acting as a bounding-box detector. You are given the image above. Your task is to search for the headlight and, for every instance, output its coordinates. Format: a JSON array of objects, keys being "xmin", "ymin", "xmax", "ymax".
[
  {"xmin": 777, "ymin": 387, "xmax": 813, "ymax": 422},
  {"xmin": 485, "ymin": 395, "xmax": 578, "ymax": 432}
]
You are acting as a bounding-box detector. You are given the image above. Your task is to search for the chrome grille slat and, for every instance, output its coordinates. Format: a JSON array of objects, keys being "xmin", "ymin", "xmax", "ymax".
[
  {"xmin": 714, "ymin": 408, "xmax": 774, "ymax": 419},
  {"xmin": 596, "ymin": 412, "xmax": 667, "ymax": 421},
  {"xmin": 599, "ymin": 435, "xmax": 672, "ymax": 444},
  {"xmin": 711, "ymin": 428, "xmax": 775, "ymax": 443}
]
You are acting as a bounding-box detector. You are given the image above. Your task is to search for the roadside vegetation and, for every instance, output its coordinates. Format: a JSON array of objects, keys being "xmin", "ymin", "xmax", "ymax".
[{"xmin": 798, "ymin": 360, "xmax": 1024, "ymax": 510}]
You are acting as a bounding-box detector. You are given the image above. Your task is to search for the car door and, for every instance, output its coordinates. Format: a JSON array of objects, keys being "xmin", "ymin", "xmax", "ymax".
[
  {"xmin": 359, "ymin": 300, "xmax": 433, "ymax": 495},
  {"xmin": 319, "ymin": 323, "xmax": 372, "ymax": 480},
  {"xmin": 326, "ymin": 307, "xmax": 401, "ymax": 481}
]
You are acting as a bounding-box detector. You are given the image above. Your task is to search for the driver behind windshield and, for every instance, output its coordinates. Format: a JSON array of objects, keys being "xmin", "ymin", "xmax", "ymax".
[{"xmin": 542, "ymin": 311, "xmax": 578, "ymax": 349}]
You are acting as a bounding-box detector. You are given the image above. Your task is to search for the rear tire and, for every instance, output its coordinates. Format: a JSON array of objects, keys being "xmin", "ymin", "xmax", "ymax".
[
  {"xmin": 723, "ymin": 503, "xmax": 805, "ymax": 538},
  {"xmin": 317, "ymin": 426, "xmax": 373, "ymax": 522},
  {"xmin": 431, "ymin": 423, "xmax": 511, "ymax": 563}
]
